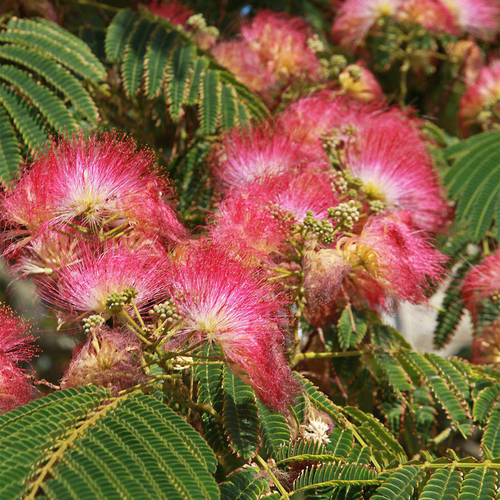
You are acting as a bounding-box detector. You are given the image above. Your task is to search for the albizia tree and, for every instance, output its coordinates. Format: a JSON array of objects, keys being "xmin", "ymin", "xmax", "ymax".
[{"xmin": 0, "ymin": 0, "xmax": 499, "ymax": 498}]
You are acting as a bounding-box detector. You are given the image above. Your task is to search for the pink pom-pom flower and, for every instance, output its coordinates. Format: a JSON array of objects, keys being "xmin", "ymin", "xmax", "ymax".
[
  {"xmin": 0, "ymin": 306, "xmax": 38, "ymax": 413},
  {"xmin": 37, "ymin": 242, "xmax": 171, "ymax": 321},
  {"xmin": 167, "ymin": 243, "xmax": 300, "ymax": 411},
  {"xmin": 332, "ymin": 0, "xmax": 403, "ymax": 48},
  {"xmin": 1, "ymin": 132, "xmax": 186, "ymax": 255},
  {"xmin": 459, "ymin": 59, "xmax": 500, "ymax": 130},
  {"xmin": 340, "ymin": 212, "xmax": 446, "ymax": 309},
  {"xmin": 463, "ymin": 251, "xmax": 500, "ymax": 321}
]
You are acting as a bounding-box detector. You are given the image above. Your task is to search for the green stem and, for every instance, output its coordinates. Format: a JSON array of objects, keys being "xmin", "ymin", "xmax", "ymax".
[
  {"xmin": 69, "ymin": 0, "xmax": 120, "ymax": 11},
  {"xmin": 293, "ymin": 350, "xmax": 363, "ymax": 364},
  {"xmin": 255, "ymin": 455, "xmax": 291, "ymax": 500}
]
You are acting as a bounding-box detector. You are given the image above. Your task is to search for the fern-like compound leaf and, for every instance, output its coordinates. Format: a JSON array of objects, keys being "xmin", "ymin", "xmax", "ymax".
[
  {"xmin": 457, "ymin": 468, "xmax": 497, "ymax": 500},
  {"xmin": 337, "ymin": 308, "xmax": 368, "ymax": 350},
  {"xmin": 256, "ymin": 399, "xmax": 290, "ymax": 458},
  {"xmin": 219, "ymin": 467, "xmax": 269, "ymax": 500},
  {"xmin": 0, "ymin": 106, "xmax": 21, "ymax": 183},
  {"xmin": 105, "ymin": 8, "xmax": 138, "ymax": 62},
  {"xmin": 0, "ymin": 65, "xmax": 76, "ymax": 134},
  {"xmin": 122, "ymin": 18, "xmax": 156, "ymax": 98},
  {"xmin": 420, "ymin": 468, "xmax": 462, "ymax": 500},
  {"xmin": 371, "ymin": 465, "xmax": 426, "ymax": 500},
  {"xmin": 222, "ymin": 366, "xmax": 260, "ymax": 460}
]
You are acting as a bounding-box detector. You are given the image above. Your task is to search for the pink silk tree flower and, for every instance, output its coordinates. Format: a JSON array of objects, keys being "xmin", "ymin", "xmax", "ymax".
[
  {"xmin": 332, "ymin": 0, "xmax": 403, "ymax": 48},
  {"xmin": 37, "ymin": 242, "xmax": 171, "ymax": 320},
  {"xmin": 61, "ymin": 327, "xmax": 146, "ymax": 394},
  {"xmin": 459, "ymin": 59, "xmax": 500, "ymax": 131},
  {"xmin": 168, "ymin": 243, "xmax": 300, "ymax": 411},
  {"xmin": 439, "ymin": 0, "xmax": 500, "ymax": 40},
  {"xmin": 1, "ymin": 132, "xmax": 187, "ymax": 255},
  {"xmin": 213, "ymin": 10, "xmax": 320, "ymax": 99},
  {"xmin": 210, "ymin": 169, "xmax": 339, "ymax": 260},
  {"xmin": 239, "ymin": 10, "xmax": 320, "ymax": 82},
  {"xmin": 398, "ymin": 0, "xmax": 458, "ymax": 34},
  {"xmin": 341, "ymin": 212, "xmax": 446, "ymax": 309},
  {"xmin": 342, "ymin": 118, "xmax": 448, "ymax": 232},
  {"xmin": 0, "ymin": 306, "xmax": 38, "ymax": 413},
  {"xmin": 463, "ymin": 251, "xmax": 500, "ymax": 321},
  {"xmin": 211, "ymin": 123, "xmax": 313, "ymax": 192},
  {"xmin": 146, "ymin": 0, "xmax": 194, "ymax": 27}
]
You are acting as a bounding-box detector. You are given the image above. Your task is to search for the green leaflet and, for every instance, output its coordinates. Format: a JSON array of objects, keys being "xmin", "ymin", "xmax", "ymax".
[
  {"xmin": 420, "ymin": 468, "xmax": 462, "ymax": 500},
  {"xmin": 457, "ymin": 468, "xmax": 497, "ymax": 500},
  {"xmin": 222, "ymin": 366, "xmax": 260, "ymax": 460},
  {"xmin": 105, "ymin": 8, "xmax": 138, "ymax": 62},
  {"xmin": 482, "ymin": 408, "xmax": 500, "ymax": 459},
  {"xmin": 145, "ymin": 28, "xmax": 178, "ymax": 98},
  {"xmin": 371, "ymin": 465, "xmax": 426, "ymax": 500},
  {"xmin": 444, "ymin": 131, "xmax": 500, "ymax": 242},
  {"xmin": 219, "ymin": 468, "xmax": 268, "ymax": 500},
  {"xmin": 0, "ymin": 106, "xmax": 21, "ymax": 183},
  {"xmin": 337, "ymin": 308, "xmax": 368, "ymax": 350},
  {"xmin": 122, "ymin": 18, "xmax": 157, "ymax": 98},
  {"xmin": 0, "ymin": 45, "xmax": 99, "ymax": 122},
  {"xmin": 0, "ymin": 65, "xmax": 76, "ymax": 134},
  {"xmin": 256, "ymin": 399, "xmax": 290, "ymax": 458}
]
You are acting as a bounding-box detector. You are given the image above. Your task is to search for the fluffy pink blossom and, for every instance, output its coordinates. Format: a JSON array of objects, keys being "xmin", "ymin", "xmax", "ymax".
[
  {"xmin": 340, "ymin": 212, "xmax": 446, "ymax": 309},
  {"xmin": 459, "ymin": 60, "xmax": 500, "ymax": 130},
  {"xmin": 61, "ymin": 327, "xmax": 146, "ymax": 393},
  {"xmin": 1, "ymin": 132, "xmax": 186, "ymax": 255},
  {"xmin": 332, "ymin": 0, "xmax": 403, "ymax": 48},
  {"xmin": 146, "ymin": 0, "xmax": 194, "ymax": 26},
  {"xmin": 213, "ymin": 10, "xmax": 319, "ymax": 99},
  {"xmin": 398, "ymin": 0, "xmax": 458, "ymax": 34},
  {"xmin": 212, "ymin": 41, "xmax": 276, "ymax": 96},
  {"xmin": 439, "ymin": 0, "xmax": 500, "ymax": 39},
  {"xmin": 38, "ymin": 242, "xmax": 171, "ymax": 320},
  {"xmin": 240, "ymin": 10, "xmax": 320, "ymax": 82},
  {"xmin": 211, "ymin": 123, "xmax": 313, "ymax": 192},
  {"xmin": 342, "ymin": 118, "xmax": 448, "ymax": 232},
  {"xmin": 210, "ymin": 169, "xmax": 339, "ymax": 259},
  {"xmin": 0, "ymin": 306, "xmax": 37, "ymax": 413},
  {"xmin": 463, "ymin": 251, "xmax": 500, "ymax": 320},
  {"xmin": 168, "ymin": 243, "xmax": 300, "ymax": 411}
]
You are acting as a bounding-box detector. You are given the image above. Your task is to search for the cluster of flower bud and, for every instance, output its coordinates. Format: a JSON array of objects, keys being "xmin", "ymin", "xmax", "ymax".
[
  {"xmin": 328, "ymin": 200, "xmax": 361, "ymax": 230},
  {"xmin": 302, "ymin": 211, "xmax": 336, "ymax": 244},
  {"xmin": 82, "ymin": 314, "xmax": 105, "ymax": 334},
  {"xmin": 319, "ymin": 54, "xmax": 347, "ymax": 78},
  {"xmin": 149, "ymin": 298, "xmax": 181, "ymax": 323},
  {"xmin": 369, "ymin": 199, "xmax": 386, "ymax": 213},
  {"xmin": 105, "ymin": 286, "xmax": 138, "ymax": 314},
  {"xmin": 307, "ymin": 34, "xmax": 325, "ymax": 54},
  {"xmin": 186, "ymin": 13, "xmax": 219, "ymax": 39}
]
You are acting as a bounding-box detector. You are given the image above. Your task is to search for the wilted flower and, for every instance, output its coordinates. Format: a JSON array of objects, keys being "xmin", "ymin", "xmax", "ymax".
[
  {"xmin": 61, "ymin": 327, "xmax": 146, "ymax": 393},
  {"xmin": 463, "ymin": 251, "xmax": 500, "ymax": 321},
  {"xmin": 303, "ymin": 249, "xmax": 352, "ymax": 327},
  {"xmin": 332, "ymin": 0, "xmax": 403, "ymax": 48},
  {"xmin": 38, "ymin": 242, "xmax": 170, "ymax": 320},
  {"xmin": 339, "ymin": 64, "xmax": 384, "ymax": 103},
  {"xmin": 0, "ymin": 306, "xmax": 38, "ymax": 413},
  {"xmin": 340, "ymin": 212, "xmax": 446, "ymax": 308},
  {"xmin": 459, "ymin": 59, "xmax": 500, "ymax": 131},
  {"xmin": 472, "ymin": 321, "xmax": 500, "ymax": 365},
  {"xmin": 1, "ymin": 132, "xmax": 186, "ymax": 255},
  {"xmin": 168, "ymin": 243, "xmax": 300, "ymax": 411}
]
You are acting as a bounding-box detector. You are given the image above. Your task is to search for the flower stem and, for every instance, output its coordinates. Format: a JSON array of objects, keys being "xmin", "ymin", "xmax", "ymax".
[{"xmin": 255, "ymin": 455, "xmax": 291, "ymax": 500}]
